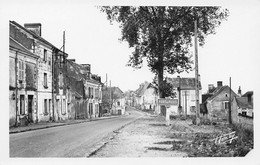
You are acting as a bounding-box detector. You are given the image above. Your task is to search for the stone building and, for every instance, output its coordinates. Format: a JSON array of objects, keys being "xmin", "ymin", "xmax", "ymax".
[
  {"xmin": 9, "ymin": 37, "xmax": 39, "ymax": 126},
  {"xmin": 231, "ymin": 91, "xmax": 253, "ymax": 130},
  {"xmin": 110, "ymin": 87, "xmax": 125, "ymax": 115},
  {"xmin": 53, "ymin": 48, "xmax": 69, "ymax": 121},
  {"xmin": 66, "ymin": 60, "xmax": 102, "ymax": 119},
  {"xmin": 166, "ymin": 77, "xmax": 202, "ymax": 116},
  {"xmin": 9, "ymin": 21, "xmax": 70, "ymax": 123},
  {"xmin": 134, "ymin": 82, "xmax": 157, "ymax": 111},
  {"xmin": 204, "ymin": 81, "xmax": 238, "ymax": 122}
]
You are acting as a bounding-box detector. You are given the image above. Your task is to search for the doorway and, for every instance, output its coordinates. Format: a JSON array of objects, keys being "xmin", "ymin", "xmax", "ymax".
[{"xmin": 28, "ymin": 95, "xmax": 34, "ymax": 123}]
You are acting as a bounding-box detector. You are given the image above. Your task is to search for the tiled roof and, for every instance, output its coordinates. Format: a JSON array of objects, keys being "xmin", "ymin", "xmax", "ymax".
[
  {"xmin": 9, "ymin": 37, "xmax": 39, "ymax": 58},
  {"xmin": 206, "ymin": 85, "xmax": 238, "ymax": 102},
  {"xmin": 242, "ymin": 91, "xmax": 253, "ymax": 97},
  {"xmin": 135, "ymin": 82, "xmax": 155, "ymax": 97},
  {"xmin": 67, "ymin": 60, "xmax": 85, "ymax": 81},
  {"xmin": 11, "ymin": 21, "xmax": 54, "ymax": 48},
  {"xmin": 207, "ymin": 86, "xmax": 228, "ymax": 101},
  {"xmin": 235, "ymin": 97, "xmax": 253, "ymax": 109},
  {"xmin": 67, "ymin": 60, "xmax": 101, "ymax": 85},
  {"xmin": 113, "ymin": 87, "xmax": 124, "ymax": 97},
  {"xmin": 166, "ymin": 77, "xmax": 202, "ymax": 90}
]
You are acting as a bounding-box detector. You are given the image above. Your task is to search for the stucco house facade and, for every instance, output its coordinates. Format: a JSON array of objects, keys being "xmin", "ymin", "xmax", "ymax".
[
  {"xmin": 66, "ymin": 60, "xmax": 102, "ymax": 119},
  {"xmin": 166, "ymin": 77, "xmax": 202, "ymax": 116},
  {"xmin": 204, "ymin": 81, "xmax": 238, "ymax": 122},
  {"xmin": 110, "ymin": 87, "xmax": 126, "ymax": 115},
  {"xmin": 231, "ymin": 91, "xmax": 253, "ymax": 130},
  {"xmin": 9, "ymin": 21, "xmax": 71, "ymax": 123},
  {"xmin": 135, "ymin": 82, "xmax": 157, "ymax": 111},
  {"xmin": 9, "ymin": 37, "xmax": 39, "ymax": 126}
]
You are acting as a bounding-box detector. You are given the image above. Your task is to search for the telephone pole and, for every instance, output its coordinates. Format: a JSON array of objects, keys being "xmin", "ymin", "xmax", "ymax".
[
  {"xmin": 109, "ymin": 80, "xmax": 112, "ymax": 110},
  {"xmin": 194, "ymin": 20, "xmax": 200, "ymax": 125},
  {"xmin": 229, "ymin": 77, "xmax": 232, "ymax": 124}
]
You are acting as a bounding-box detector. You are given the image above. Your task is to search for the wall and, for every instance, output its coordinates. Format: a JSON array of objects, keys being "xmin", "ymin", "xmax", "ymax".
[
  {"xmin": 207, "ymin": 87, "xmax": 237, "ymax": 121},
  {"xmin": 236, "ymin": 115, "xmax": 253, "ymax": 131},
  {"xmin": 9, "ymin": 47, "xmax": 38, "ymax": 126},
  {"xmin": 85, "ymin": 80, "xmax": 102, "ymax": 118},
  {"xmin": 36, "ymin": 44, "xmax": 53, "ymax": 122},
  {"xmin": 10, "ymin": 23, "xmax": 34, "ymax": 50},
  {"xmin": 166, "ymin": 89, "xmax": 201, "ymax": 116},
  {"xmin": 9, "ymin": 91, "xmax": 16, "ymax": 126},
  {"xmin": 142, "ymin": 87, "xmax": 157, "ymax": 110}
]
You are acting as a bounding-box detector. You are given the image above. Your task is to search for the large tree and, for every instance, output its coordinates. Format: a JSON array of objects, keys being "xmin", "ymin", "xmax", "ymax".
[{"xmin": 100, "ymin": 6, "xmax": 229, "ymax": 98}]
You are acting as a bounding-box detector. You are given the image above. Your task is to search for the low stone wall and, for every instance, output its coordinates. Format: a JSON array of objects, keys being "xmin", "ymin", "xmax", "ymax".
[{"xmin": 235, "ymin": 115, "xmax": 253, "ymax": 131}]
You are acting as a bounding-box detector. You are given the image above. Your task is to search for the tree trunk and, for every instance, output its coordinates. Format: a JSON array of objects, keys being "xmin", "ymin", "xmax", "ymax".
[
  {"xmin": 157, "ymin": 55, "xmax": 165, "ymax": 116},
  {"xmin": 157, "ymin": 67, "xmax": 164, "ymax": 99}
]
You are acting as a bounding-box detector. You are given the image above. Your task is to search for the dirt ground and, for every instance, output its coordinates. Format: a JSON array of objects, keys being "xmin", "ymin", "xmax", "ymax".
[{"xmin": 91, "ymin": 113, "xmax": 253, "ymax": 157}]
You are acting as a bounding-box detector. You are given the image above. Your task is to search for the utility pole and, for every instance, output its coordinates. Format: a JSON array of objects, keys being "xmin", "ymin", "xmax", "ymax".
[
  {"xmin": 63, "ymin": 31, "xmax": 65, "ymax": 55},
  {"xmin": 106, "ymin": 73, "xmax": 108, "ymax": 88},
  {"xmin": 229, "ymin": 77, "xmax": 232, "ymax": 124},
  {"xmin": 110, "ymin": 80, "xmax": 112, "ymax": 111},
  {"xmin": 194, "ymin": 20, "xmax": 200, "ymax": 125},
  {"xmin": 177, "ymin": 76, "xmax": 182, "ymax": 116}
]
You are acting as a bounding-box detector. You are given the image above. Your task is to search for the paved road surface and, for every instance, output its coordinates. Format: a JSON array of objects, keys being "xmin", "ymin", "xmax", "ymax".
[{"xmin": 10, "ymin": 107, "xmax": 144, "ymax": 157}]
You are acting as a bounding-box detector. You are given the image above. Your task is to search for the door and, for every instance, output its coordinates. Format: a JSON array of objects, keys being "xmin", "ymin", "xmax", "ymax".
[{"xmin": 28, "ymin": 95, "xmax": 33, "ymax": 123}]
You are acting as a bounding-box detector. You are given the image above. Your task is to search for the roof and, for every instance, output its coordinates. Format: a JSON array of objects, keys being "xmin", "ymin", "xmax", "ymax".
[
  {"xmin": 10, "ymin": 21, "xmax": 68, "ymax": 55},
  {"xmin": 207, "ymin": 85, "xmax": 237, "ymax": 101},
  {"xmin": 67, "ymin": 60, "xmax": 102, "ymax": 85},
  {"xmin": 235, "ymin": 97, "xmax": 253, "ymax": 109},
  {"xmin": 9, "ymin": 37, "xmax": 39, "ymax": 58},
  {"xmin": 112, "ymin": 87, "xmax": 124, "ymax": 97},
  {"xmin": 166, "ymin": 77, "xmax": 202, "ymax": 90},
  {"xmin": 135, "ymin": 82, "xmax": 155, "ymax": 97},
  {"xmin": 242, "ymin": 91, "xmax": 253, "ymax": 97},
  {"xmin": 67, "ymin": 60, "xmax": 85, "ymax": 81}
]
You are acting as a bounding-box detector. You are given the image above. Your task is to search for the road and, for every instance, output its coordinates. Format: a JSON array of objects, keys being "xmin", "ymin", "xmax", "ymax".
[{"xmin": 9, "ymin": 107, "xmax": 144, "ymax": 157}]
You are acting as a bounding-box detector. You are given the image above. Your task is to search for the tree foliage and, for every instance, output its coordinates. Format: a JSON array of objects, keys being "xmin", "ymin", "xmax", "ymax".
[
  {"xmin": 100, "ymin": 6, "xmax": 229, "ymax": 98},
  {"xmin": 102, "ymin": 87, "xmax": 121, "ymax": 110}
]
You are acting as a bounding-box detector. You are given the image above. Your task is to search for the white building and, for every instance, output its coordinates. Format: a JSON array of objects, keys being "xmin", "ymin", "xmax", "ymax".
[
  {"xmin": 135, "ymin": 82, "xmax": 157, "ymax": 111},
  {"xmin": 166, "ymin": 77, "xmax": 202, "ymax": 116}
]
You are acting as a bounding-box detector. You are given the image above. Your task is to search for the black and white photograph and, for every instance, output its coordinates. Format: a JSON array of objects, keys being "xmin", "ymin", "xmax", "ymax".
[{"xmin": 1, "ymin": 0, "xmax": 259, "ymax": 164}]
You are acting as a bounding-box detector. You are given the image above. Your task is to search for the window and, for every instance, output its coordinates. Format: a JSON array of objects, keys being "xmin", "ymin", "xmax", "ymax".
[
  {"xmin": 89, "ymin": 87, "xmax": 93, "ymax": 98},
  {"xmin": 95, "ymin": 88, "xmax": 99, "ymax": 98},
  {"xmin": 43, "ymin": 49, "xmax": 47, "ymax": 62},
  {"xmin": 62, "ymin": 99, "xmax": 66, "ymax": 114},
  {"xmin": 224, "ymin": 101, "xmax": 229, "ymax": 110},
  {"xmin": 48, "ymin": 57, "xmax": 51, "ymax": 65},
  {"xmin": 44, "ymin": 73, "xmax": 48, "ymax": 88},
  {"xmin": 89, "ymin": 103, "xmax": 93, "ymax": 115},
  {"xmin": 44, "ymin": 99, "xmax": 48, "ymax": 114},
  {"xmin": 95, "ymin": 104, "xmax": 99, "ymax": 114},
  {"xmin": 59, "ymin": 73, "xmax": 63, "ymax": 88},
  {"xmin": 18, "ymin": 60, "xmax": 25, "ymax": 82},
  {"xmin": 242, "ymin": 111, "xmax": 247, "ymax": 116},
  {"xmin": 117, "ymin": 101, "xmax": 120, "ymax": 106},
  {"xmin": 20, "ymin": 95, "xmax": 25, "ymax": 114},
  {"xmin": 49, "ymin": 99, "xmax": 52, "ymax": 114}
]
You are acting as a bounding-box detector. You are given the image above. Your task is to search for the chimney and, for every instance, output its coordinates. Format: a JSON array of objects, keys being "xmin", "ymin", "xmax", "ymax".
[
  {"xmin": 208, "ymin": 84, "xmax": 214, "ymax": 93},
  {"xmin": 217, "ymin": 81, "xmax": 223, "ymax": 87},
  {"xmin": 238, "ymin": 86, "xmax": 242, "ymax": 96},
  {"xmin": 68, "ymin": 59, "xmax": 75, "ymax": 62},
  {"xmin": 81, "ymin": 64, "xmax": 91, "ymax": 73},
  {"xmin": 24, "ymin": 23, "xmax": 42, "ymax": 36}
]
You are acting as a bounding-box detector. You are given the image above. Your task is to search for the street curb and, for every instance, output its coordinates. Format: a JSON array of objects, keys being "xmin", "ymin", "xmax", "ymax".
[{"xmin": 9, "ymin": 116, "xmax": 121, "ymax": 134}]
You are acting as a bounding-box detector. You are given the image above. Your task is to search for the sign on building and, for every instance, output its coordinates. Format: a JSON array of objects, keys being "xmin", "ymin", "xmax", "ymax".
[{"xmin": 158, "ymin": 98, "xmax": 178, "ymax": 106}]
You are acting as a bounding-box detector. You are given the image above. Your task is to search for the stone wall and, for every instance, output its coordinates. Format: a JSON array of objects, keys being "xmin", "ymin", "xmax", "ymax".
[{"xmin": 236, "ymin": 116, "xmax": 253, "ymax": 131}]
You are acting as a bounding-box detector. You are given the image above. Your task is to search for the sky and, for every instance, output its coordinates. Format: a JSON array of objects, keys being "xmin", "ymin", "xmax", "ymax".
[{"xmin": 1, "ymin": 0, "xmax": 260, "ymax": 94}]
